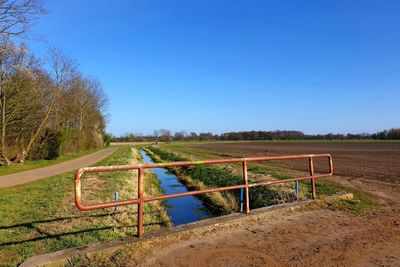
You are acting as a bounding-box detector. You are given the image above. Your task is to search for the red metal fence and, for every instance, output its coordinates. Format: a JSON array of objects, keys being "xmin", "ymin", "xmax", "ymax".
[{"xmin": 75, "ymin": 153, "xmax": 333, "ymax": 238}]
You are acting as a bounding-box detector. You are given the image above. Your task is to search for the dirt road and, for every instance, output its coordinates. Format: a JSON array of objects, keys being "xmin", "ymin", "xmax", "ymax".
[
  {"xmin": 0, "ymin": 147, "xmax": 119, "ymax": 188},
  {"xmin": 143, "ymin": 208, "xmax": 400, "ymax": 267}
]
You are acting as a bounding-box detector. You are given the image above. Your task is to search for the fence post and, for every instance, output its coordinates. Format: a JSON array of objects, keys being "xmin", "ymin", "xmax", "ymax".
[
  {"xmin": 137, "ymin": 168, "xmax": 144, "ymax": 238},
  {"xmin": 114, "ymin": 192, "xmax": 118, "ymax": 212},
  {"xmin": 309, "ymin": 157, "xmax": 316, "ymax": 199},
  {"xmin": 242, "ymin": 161, "xmax": 250, "ymax": 214},
  {"xmin": 240, "ymin": 188, "xmax": 244, "ymax": 212}
]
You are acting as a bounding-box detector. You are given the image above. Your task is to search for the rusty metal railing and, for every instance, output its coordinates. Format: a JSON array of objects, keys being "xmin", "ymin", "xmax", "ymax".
[{"xmin": 75, "ymin": 153, "xmax": 333, "ymax": 238}]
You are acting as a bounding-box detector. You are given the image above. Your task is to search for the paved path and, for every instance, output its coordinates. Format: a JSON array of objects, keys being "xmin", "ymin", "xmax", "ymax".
[{"xmin": 0, "ymin": 147, "xmax": 119, "ymax": 188}]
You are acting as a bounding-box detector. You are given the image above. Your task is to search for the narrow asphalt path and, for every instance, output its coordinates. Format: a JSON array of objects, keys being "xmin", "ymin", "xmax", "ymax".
[{"xmin": 0, "ymin": 147, "xmax": 119, "ymax": 188}]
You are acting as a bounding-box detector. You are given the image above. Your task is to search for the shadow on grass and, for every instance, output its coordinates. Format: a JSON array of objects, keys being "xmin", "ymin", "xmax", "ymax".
[
  {"xmin": 0, "ymin": 211, "xmax": 167, "ymax": 247},
  {"xmin": 0, "ymin": 211, "xmax": 137, "ymax": 230}
]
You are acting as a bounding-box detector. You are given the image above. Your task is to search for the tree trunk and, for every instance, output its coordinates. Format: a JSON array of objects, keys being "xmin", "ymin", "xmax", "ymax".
[
  {"xmin": 0, "ymin": 92, "xmax": 10, "ymax": 165},
  {"xmin": 78, "ymin": 107, "xmax": 84, "ymax": 149},
  {"xmin": 14, "ymin": 94, "xmax": 56, "ymax": 163}
]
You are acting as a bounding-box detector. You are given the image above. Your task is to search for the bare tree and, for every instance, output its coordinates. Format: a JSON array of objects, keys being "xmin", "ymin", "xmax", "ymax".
[
  {"xmin": 0, "ymin": 35, "xmax": 108, "ymax": 164},
  {"xmin": 46, "ymin": 46, "xmax": 77, "ymax": 131},
  {"xmin": 0, "ymin": 0, "xmax": 45, "ymax": 37},
  {"xmin": 66, "ymin": 76, "xmax": 107, "ymax": 149},
  {"xmin": 158, "ymin": 129, "xmax": 172, "ymax": 142},
  {"xmin": 13, "ymin": 46, "xmax": 77, "ymax": 162},
  {"xmin": 153, "ymin": 129, "xmax": 161, "ymax": 141},
  {"xmin": 15, "ymin": 70, "xmax": 53, "ymax": 162},
  {"xmin": 153, "ymin": 129, "xmax": 172, "ymax": 142},
  {"xmin": 47, "ymin": 46, "xmax": 77, "ymax": 87},
  {"xmin": 0, "ymin": 38, "xmax": 28, "ymax": 164},
  {"xmin": 174, "ymin": 130, "xmax": 187, "ymax": 141}
]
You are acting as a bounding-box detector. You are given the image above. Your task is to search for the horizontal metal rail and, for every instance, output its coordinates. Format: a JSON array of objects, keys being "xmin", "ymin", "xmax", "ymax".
[{"xmin": 75, "ymin": 153, "xmax": 333, "ymax": 238}]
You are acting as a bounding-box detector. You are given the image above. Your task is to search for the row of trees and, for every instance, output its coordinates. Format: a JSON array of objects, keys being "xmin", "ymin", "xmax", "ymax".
[
  {"xmin": 115, "ymin": 130, "xmax": 219, "ymax": 143},
  {"xmin": 114, "ymin": 128, "xmax": 400, "ymax": 143},
  {"xmin": 0, "ymin": 1, "xmax": 108, "ymax": 165},
  {"xmin": 372, "ymin": 129, "xmax": 400, "ymax": 140}
]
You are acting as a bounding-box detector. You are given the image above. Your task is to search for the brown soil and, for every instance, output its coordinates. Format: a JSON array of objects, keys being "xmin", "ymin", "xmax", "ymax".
[
  {"xmin": 138, "ymin": 142, "xmax": 400, "ymax": 266},
  {"xmin": 191, "ymin": 142, "xmax": 400, "ymax": 206},
  {"xmin": 142, "ymin": 208, "xmax": 400, "ymax": 267}
]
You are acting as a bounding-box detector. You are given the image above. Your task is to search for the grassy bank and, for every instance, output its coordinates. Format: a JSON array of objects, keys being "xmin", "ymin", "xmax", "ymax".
[
  {"xmin": 0, "ymin": 148, "xmax": 103, "ymax": 177},
  {"xmin": 149, "ymin": 144, "xmax": 381, "ymax": 215},
  {"xmin": 0, "ymin": 146, "xmax": 169, "ymax": 267},
  {"xmin": 145, "ymin": 146, "xmax": 297, "ymax": 215},
  {"xmin": 143, "ymin": 147, "xmax": 237, "ymax": 214}
]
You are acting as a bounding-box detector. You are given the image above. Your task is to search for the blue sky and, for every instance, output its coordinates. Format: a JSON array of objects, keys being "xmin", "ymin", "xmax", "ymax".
[{"xmin": 27, "ymin": 0, "xmax": 400, "ymax": 135}]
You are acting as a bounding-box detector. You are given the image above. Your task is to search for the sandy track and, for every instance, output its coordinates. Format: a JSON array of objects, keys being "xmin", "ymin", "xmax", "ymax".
[
  {"xmin": 0, "ymin": 147, "xmax": 118, "ymax": 188},
  {"xmin": 144, "ymin": 208, "xmax": 400, "ymax": 267}
]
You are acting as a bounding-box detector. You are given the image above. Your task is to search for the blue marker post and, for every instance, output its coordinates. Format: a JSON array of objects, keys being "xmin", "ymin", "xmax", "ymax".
[
  {"xmin": 295, "ymin": 181, "xmax": 299, "ymax": 200},
  {"xmin": 240, "ymin": 188, "xmax": 244, "ymax": 212},
  {"xmin": 114, "ymin": 192, "xmax": 119, "ymax": 212}
]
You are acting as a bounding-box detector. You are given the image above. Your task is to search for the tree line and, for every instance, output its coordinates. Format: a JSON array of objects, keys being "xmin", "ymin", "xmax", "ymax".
[
  {"xmin": 0, "ymin": 1, "xmax": 108, "ymax": 165},
  {"xmin": 114, "ymin": 128, "xmax": 400, "ymax": 143}
]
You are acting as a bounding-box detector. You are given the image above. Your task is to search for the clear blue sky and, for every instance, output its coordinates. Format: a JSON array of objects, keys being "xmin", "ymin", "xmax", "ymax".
[{"xmin": 27, "ymin": 0, "xmax": 400, "ymax": 135}]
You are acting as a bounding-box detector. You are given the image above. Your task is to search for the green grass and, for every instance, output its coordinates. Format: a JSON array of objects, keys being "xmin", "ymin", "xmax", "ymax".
[
  {"xmin": 310, "ymin": 180, "xmax": 381, "ymax": 214},
  {"xmin": 0, "ymin": 146, "xmax": 168, "ymax": 267},
  {"xmin": 146, "ymin": 146, "xmax": 300, "ymax": 213},
  {"xmin": 152, "ymin": 143, "xmax": 381, "ymax": 215},
  {"xmin": 0, "ymin": 148, "xmax": 103, "ymax": 177},
  {"xmin": 144, "ymin": 146, "xmax": 238, "ymax": 214}
]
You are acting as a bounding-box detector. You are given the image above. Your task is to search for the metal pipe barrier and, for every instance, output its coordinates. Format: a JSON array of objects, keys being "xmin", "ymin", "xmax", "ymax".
[{"xmin": 75, "ymin": 153, "xmax": 333, "ymax": 238}]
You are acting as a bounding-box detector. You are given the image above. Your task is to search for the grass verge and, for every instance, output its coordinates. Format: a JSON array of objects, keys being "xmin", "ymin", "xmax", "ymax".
[
  {"xmin": 0, "ymin": 146, "xmax": 169, "ymax": 267},
  {"xmin": 309, "ymin": 180, "xmax": 381, "ymax": 214}
]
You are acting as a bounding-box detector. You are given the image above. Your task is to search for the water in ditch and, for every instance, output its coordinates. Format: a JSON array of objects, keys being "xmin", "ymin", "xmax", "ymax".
[{"xmin": 140, "ymin": 150, "xmax": 210, "ymax": 226}]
